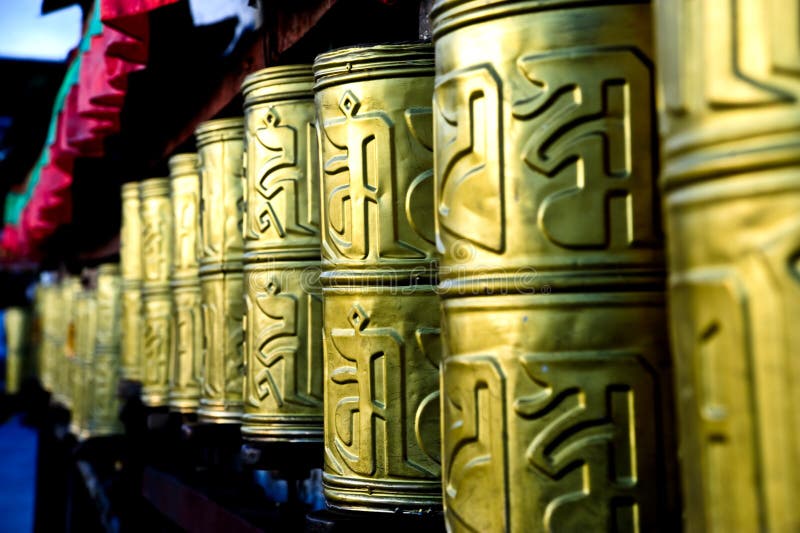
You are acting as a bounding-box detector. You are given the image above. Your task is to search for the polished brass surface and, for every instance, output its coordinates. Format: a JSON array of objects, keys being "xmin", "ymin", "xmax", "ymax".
[
  {"xmin": 432, "ymin": 1, "xmax": 678, "ymax": 530},
  {"xmin": 196, "ymin": 118, "xmax": 246, "ymax": 423},
  {"xmin": 656, "ymin": 2, "xmax": 800, "ymax": 530},
  {"xmin": 56, "ymin": 275, "xmax": 82, "ymax": 408},
  {"xmin": 168, "ymin": 154, "xmax": 203, "ymax": 413},
  {"xmin": 4, "ymin": 307, "xmax": 29, "ymax": 395},
  {"xmin": 242, "ymin": 66, "xmax": 320, "ymax": 261},
  {"xmin": 241, "ymin": 65, "xmax": 324, "ymax": 442},
  {"xmin": 198, "ymin": 269, "xmax": 244, "ymax": 422},
  {"xmin": 314, "ymin": 45, "xmax": 437, "ymax": 282},
  {"xmin": 88, "ymin": 264, "xmax": 122, "ymax": 436},
  {"xmin": 314, "ymin": 44, "xmax": 442, "ymax": 512},
  {"xmin": 242, "ymin": 262, "xmax": 322, "ymax": 441},
  {"xmin": 33, "ymin": 279, "xmax": 57, "ymax": 391},
  {"xmin": 140, "ymin": 178, "xmax": 174, "ymax": 407},
  {"xmin": 321, "ymin": 284, "xmax": 442, "ymax": 510},
  {"xmin": 120, "ymin": 181, "xmax": 143, "ymax": 381},
  {"xmin": 71, "ymin": 287, "xmax": 97, "ymax": 440},
  {"xmin": 196, "ymin": 118, "xmax": 245, "ymax": 271}
]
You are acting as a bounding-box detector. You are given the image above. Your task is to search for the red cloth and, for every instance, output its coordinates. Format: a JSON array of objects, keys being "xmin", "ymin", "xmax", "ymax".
[{"xmin": 1, "ymin": 0, "xmax": 180, "ymax": 261}]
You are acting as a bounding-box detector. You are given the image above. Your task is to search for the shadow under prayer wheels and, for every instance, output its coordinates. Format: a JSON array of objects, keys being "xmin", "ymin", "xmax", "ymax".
[
  {"xmin": 168, "ymin": 154, "xmax": 203, "ymax": 413},
  {"xmin": 4, "ymin": 307, "xmax": 30, "ymax": 395},
  {"xmin": 140, "ymin": 178, "xmax": 174, "ymax": 408},
  {"xmin": 431, "ymin": 1, "xmax": 679, "ymax": 531},
  {"xmin": 87, "ymin": 264, "xmax": 123, "ymax": 437},
  {"xmin": 196, "ymin": 118, "xmax": 245, "ymax": 423},
  {"xmin": 241, "ymin": 65, "xmax": 323, "ymax": 443},
  {"xmin": 656, "ymin": 1, "xmax": 800, "ymax": 530},
  {"xmin": 314, "ymin": 43, "xmax": 442, "ymax": 513},
  {"xmin": 120, "ymin": 181, "xmax": 144, "ymax": 382}
]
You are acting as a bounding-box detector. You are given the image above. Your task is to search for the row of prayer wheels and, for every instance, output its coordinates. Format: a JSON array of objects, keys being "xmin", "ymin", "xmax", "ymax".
[
  {"xmin": 24, "ymin": 0, "xmax": 800, "ymax": 529},
  {"xmin": 32, "ymin": 267, "xmax": 122, "ymax": 439}
]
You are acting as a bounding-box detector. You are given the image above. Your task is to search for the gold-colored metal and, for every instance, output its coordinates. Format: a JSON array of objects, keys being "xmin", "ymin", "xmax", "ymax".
[
  {"xmin": 140, "ymin": 178, "xmax": 174, "ymax": 407},
  {"xmin": 314, "ymin": 44, "xmax": 442, "ymax": 512},
  {"xmin": 33, "ymin": 276, "xmax": 57, "ymax": 390},
  {"xmin": 322, "ymin": 284, "xmax": 442, "ymax": 511},
  {"xmin": 241, "ymin": 65, "xmax": 323, "ymax": 442},
  {"xmin": 56, "ymin": 275, "xmax": 82, "ymax": 408},
  {"xmin": 71, "ymin": 285, "xmax": 97, "ymax": 440},
  {"xmin": 243, "ymin": 262, "xmax": 322, "ymax": 441},
  {"xmin": 168, "ymin": 154, "xmax": 203, "ymax": 413},
  {"xmin": 431, "ymin": 1, "xmax": 679, "ymax": 530},
  {"xmin": 4, "ymin": 307, "xmax": 30, "ymax": 395},
  {"xmin": 120, "ymin": 181, "xmax": 144, "ymax": 381},
  {"xmin": 199, "ymin": 269, "xmax": 244, "ymax": 421},
  {"xmin": 196, "ymin": 117, "xmax": 245, "ymax": 423},
  {"xmin": 655, "ymin": 2, "xmax": 800, "ymax": 530},
  {"xmin": 87, "ymin": 264, "xmax": 122, "ymax": 436}
]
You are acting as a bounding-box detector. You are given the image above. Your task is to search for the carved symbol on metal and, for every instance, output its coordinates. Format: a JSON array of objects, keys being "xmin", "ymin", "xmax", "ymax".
[
  {"xmin": 322, "ymin": 90, "xmax": 428, "ymax": 260},
  {"xmin": 176, "ymin": 195, "xmax": 198, "ymax": 269},
  {"xmin": 254, "ymin": 106, "xmax": 317, "ymax": 239},
  {"xmin": 144, "ymin": 312, "xmax": 169, "ymax": 386},
  {"xmin": 249, "ymin": 276, "xmax": 321, "ymax": 408},
  {"xmin": 202, "ymin": 300, "xmax": 221, "ymax": 397},
  {"xmin": 514, "ymin": 351, "xmax": 655, "ymax": 531},
  {"xmin": 435, "ymin": 64, "xmax": 505, "ymax": 253},
  {"xmin": 514, "ymin": 48, "xmax": 657, "ymax": 249},
  {"xmin": 442, "ymin": 355, "xmax": 509, "ymax": 532},
  {"xmin": 329, "ymin": 304, "xmax": 436, "ymax": 477},
  {"xmin": 143, "ymin": 210, "xmax": 168, "ymax": 280}
]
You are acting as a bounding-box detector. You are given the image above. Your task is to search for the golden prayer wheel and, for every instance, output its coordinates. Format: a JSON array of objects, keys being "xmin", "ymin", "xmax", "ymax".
[
  {"xmin": 4, "ymin": 307, "xmax": 30, "ymax": 395},
  {"xmin": 140, "ymin": 178, "xmax": 174, "ymax": 407},
  {"xmin": 314, "ymin": 44, "xmax": 442, "ymax": 512},
  {"xmin": 33, "ymin": 276, "xmax": 57, "ymax": 391},
  {"xmin": 120, "ymin": 181, "xmax": 144, "ymax": 381},
  {"xmin": 168, "ymin": 154, "xmax": 203, "ymax": 413},
  {"xmin": 57, "ymin": 275, "xmax": 82, "ymax": 409},
  {"xmin": 656, "ymin": 2, "xmax": 800, "ymax": 530},
  {"xmin": 431, "ymin": 1, "xmax": 679, "ymax": 530},
  {"xmin": 241, "ymin": 65, "xmax": 323, "ymax": 442},
  {"xmin": 196, "ymin": 118, "xmax": 245, "ymax": 423},
  {"xmin": 87, "ymin": 264, "xmax": 122, "ymax": 436},
  {"xmin": 71, "ymin": 285, "xmax": 97, "ymax": 439}
]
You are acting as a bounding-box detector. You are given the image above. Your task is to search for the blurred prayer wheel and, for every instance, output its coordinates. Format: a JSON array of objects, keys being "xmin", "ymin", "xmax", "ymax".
[
  {"xmin": 87, "ymin": 264, "xmax": 122, "ymax": 436},
  {"xmin": 168, "ymin": 154, "xmax": 203, "ymax": 413},
  {"xmin": 196, "ymin": 118, "xmax": 245, "ymax": 423},
  {"xmin": 140, "ymin": 178, "xmax": 174, "ymax": 407},
  {"xmin": 120, "ymin": 181, "xmax": 143, "ymax": 381},
  {"xmin": 314, "ymin": 44, "xmax": 442, "ymax": 512},
  {"xmin": 656, "ymin": 2, "xmax": 800, "ymax": 530},
  {"xmin": 57, "ymin": 275, "xmax": 82, "ymax": 409},
  {"xmin": 4, "ymin": 307, "xmax": 30, "ymax": 395},
  {"xmin": 34, "ymin": 276, "xmax": 57, "ymax": 391},
  {"xmin": 431, "ymin": 1, "xmax": 679, "ymax": 531},
  {"xmin": 241, "ymin": 65, "xmax": 323, "ymax": 443},
  {"xmin": 71, "ymin": 285, "xmax": 97, "ymax": 440}
]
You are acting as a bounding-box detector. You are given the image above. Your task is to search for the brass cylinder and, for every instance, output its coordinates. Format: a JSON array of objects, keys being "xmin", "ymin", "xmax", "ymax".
[
  {"xmin": 33, "ymin": 276, "xmax": 57, "ymax": 391},
  {"xmin": 4, "ymin": 307, "xmax": 30, "ymax": 395},
  {"xmin": 71, "ymin": 285, "xmax": 97, "ymax": 440},
  {"xmin": 140, "ymin": 178, "xmax": 174, "ymax": 407},
  {"xmin": 168, "ymin": 154, "xmax": 203, "ymax": 413},
  {"xmin": 57, "ymin": 275, "xmax": 81, "ymax": 409},
  {"xmin": 196, "ymin": 118, "xmax": 245, "ymax": 423},
  {"xmin": 241, "ymin": 65, "xmax": 323, "ymax": 442},
  {"xmin": 120, "ymin": 181, "xmax": 143, "ymax": 381},
  {"xmin": 88, "ymin": 264, "xmax": 122, "ymax": 436},
  {"xmin": 656, "ymin": 2, "xmax": 800, "ymax": 530},
  {"xmin": 314, "ymin": 44, "xmax": 442, "ymax": 512},
  {"xmin": 431, "ymin": 1, "xmax": 679, "ymax": 531}
]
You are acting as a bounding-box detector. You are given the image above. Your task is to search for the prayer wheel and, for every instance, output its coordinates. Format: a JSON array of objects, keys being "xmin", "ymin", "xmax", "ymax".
[
  {"xmin": 168, "ymin": 154, "xmax": 203, "ymax": 413},
  {"xmin": 241, "ymin": 65, "xmax": 323, "ymax": 443},
  {"xmin": 431, "ymin": 1, "xmax": 679, "ymax": 530},
  {"xmin": 140, "ymin": 178, "xmax": 174, "ymax": 407},
  {"xmin": 57, "ymin": 275, "xmax": 81, "ymax": 409},
  {"xmin": 196, "ymin": 118, "xmax": 245, "ymax": 423},
  {"xmin": 656, "ymin": 1, "xmax": 800, "ymax": 530},
  {"xmin": 120, "ymin": 181, "xmax": 144, "ymax": 382},
  {"xmin": 87, "ymin": 264, "xmax": 122, "ymax": 436},
  {"xmin": 4, "ymin": 307, "xmax": 30, "ymax": 395},
  {"xmin": 314, "ymin": 44, "xmax": 442, "ymax": 512},
  {"xmin": 71, "ymin": 284, "xmax": 97, "ymax": 439},
  {"xmin": 33, "ymin": 276, "xmax": 57, "ymax": 391}
]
